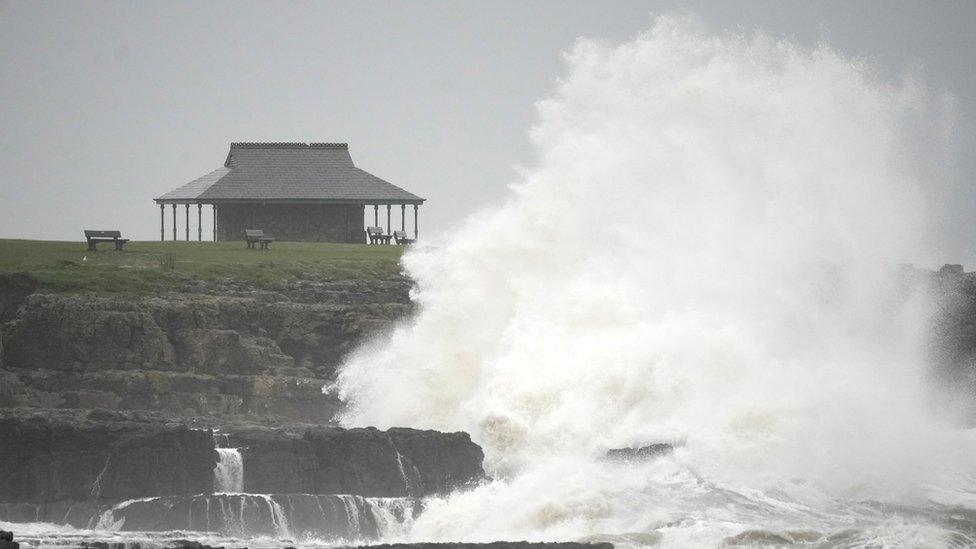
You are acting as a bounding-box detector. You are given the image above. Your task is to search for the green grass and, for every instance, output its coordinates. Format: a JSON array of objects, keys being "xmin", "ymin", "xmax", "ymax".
[{"xmin": 0, "ymin": 239, "xmax": 405, "ymax": 295}]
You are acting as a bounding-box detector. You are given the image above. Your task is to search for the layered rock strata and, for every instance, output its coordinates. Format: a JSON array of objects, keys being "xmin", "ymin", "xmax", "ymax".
[
  {"xmin": 0, "ymin": 275, "xmax": 412, "ymax": 422},
  {"xmin": 0, "ymin": 411, "xmax": 485, "ymax": 537}
]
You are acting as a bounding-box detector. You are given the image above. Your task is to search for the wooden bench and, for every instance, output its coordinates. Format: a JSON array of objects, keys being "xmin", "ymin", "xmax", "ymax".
[
  {"xmin": 366, "ymin": 226, "xmax": 391, "ymax": 245},
  {"xmin": 243, "ymin": 229, "xmax": 275, "ymax": 249},
  {"xmin": 393, "ymin": 230, "xmax": 415, "ymax": 245},
  {"xmin": 84, "ymin": 230, "xmax": 129, "ymax": 251}
]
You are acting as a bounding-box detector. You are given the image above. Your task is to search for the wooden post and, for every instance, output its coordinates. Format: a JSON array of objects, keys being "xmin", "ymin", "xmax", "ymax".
[
  {"xmin": 185, "ymin": 204, "xmax": 190, "ymax": 241},
  {"xmin": 414, "ymin": 204, "xmax": 419, "ymax": 239},
  {"xmin": 401, "ymin": 204, "xmax": 406, "ymax": 231},
  {"xmin": 373, "ymin": 205, "xmax": 379, "ymax": 226},
  {"xmin": 172, "ymin": 204, "xmax": 177, "ymax": 241},
  {"xmin": 386, "ymin": 204, "xmax": 391, "ymax": 235},
  {"xmin": 160, "ymin": 204, "xmax": 165, "ymax": 241},
  {"xmin": 197, "ymin": 204, "xmax": 202, "ymax": 241},
  {"xmin": 212, "ymin": 205, "xmax": 218, "ymax": 242}
]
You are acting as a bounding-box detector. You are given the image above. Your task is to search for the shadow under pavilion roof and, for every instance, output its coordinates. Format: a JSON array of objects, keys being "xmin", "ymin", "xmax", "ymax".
[{"xmin": 155, "ymin": 142, "xmax": 424, "ymax": 205}]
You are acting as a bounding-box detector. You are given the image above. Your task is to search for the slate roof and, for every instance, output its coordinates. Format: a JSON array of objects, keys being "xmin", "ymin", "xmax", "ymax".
[{"xmin": 155, "ymin": 142, "xmax": 424, "ymax": 204}]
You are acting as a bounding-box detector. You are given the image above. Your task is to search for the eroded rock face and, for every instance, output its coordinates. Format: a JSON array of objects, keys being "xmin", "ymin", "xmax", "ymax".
[
  {"xmin": 3, "ymin": 292, "xmax": 409, "ymax": 378},
  {"xmin": 0, "ymin": 411, "xmax": 215, "ymax": 505},
  {"xmin": 0, "ymin": 411, "xmax": 486, "ymax": 533},
  {"xmin": 387, "ymin": 428, "xmax": 489, "ymax": 495},
  {"xmin": 0, "ymin": 277, "xmax": 412, "ymax": 422},
  {"xmin": 232, "ymin": 426, "xmax": 486, "ymax": 497}
]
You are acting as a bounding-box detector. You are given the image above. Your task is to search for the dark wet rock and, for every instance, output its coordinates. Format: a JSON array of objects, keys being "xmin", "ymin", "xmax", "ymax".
[
  {"xmin": 0, "ymin": 530, "xmax": 20, "ymax": 549},
  {"xmin": 723, "ymin": 530, "xmax": 794, "ymax": 546},
  {"xmin": 387, "ymin": 427, "xmax": 487, "ymax": 494},
  {"xmin": 0, "ymin": 409, "xmax": 485, "ymax": 527},
  {"xmin": 0, "ymin": 411, "xmax": 215, "ymax": 505},
  {"xmin": 230, "ymin": 425, "xmax": 485, "ymax": 497},
  {"xmin": 604, "ymin": 443, "xmax": 673, "ymax": 461}
]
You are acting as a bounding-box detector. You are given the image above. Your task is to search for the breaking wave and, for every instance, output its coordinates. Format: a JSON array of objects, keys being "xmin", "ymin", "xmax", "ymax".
[{"xmin": 336, "ymin": 16, "xmax": 975, "ymax": 547}]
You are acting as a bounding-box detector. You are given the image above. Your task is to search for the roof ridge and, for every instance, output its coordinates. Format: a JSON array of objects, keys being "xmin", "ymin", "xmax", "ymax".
[
  {"xmin": 229, "ymin": 142, "xmax": 349, "ymax": 149},
  {"xmin": 230, "ymin": 142, "xmax": 308, "ymax": 148}
]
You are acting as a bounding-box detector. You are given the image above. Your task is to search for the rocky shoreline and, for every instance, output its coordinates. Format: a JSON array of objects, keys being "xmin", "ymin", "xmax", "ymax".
[
  {"xmin": 3, "ymin": 265, "xmax": 976, "ymax": 546},
  {"xmin": 0, "ymin": 409, "xmax": 483, "ymax": 533}
]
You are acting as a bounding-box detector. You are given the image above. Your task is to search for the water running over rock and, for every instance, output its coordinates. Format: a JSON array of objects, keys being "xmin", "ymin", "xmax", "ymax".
[
  {"xmin": 214, "ymin": 449, "xmax": 244, "ymax": 494},
  {"xmin": 92, "ymin": 494, "xmax": 420, "ymax": 542}
]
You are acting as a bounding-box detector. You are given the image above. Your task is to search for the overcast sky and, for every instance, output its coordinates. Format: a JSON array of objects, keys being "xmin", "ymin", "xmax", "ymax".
[{"xmin": 1, "ymin": 0, "xmax": 974, "ymax": 249}]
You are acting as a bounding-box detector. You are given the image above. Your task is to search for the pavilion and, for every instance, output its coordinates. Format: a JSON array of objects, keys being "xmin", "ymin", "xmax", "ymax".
[{"xmin": 154, "ymin": 142, "xmax": 425, "ymax": 243}]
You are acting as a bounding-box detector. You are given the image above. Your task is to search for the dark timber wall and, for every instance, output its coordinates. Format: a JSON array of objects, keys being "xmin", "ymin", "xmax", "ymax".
[{"xmin": 217, "ymin": 203, "xmax": 366, "ymax": 243}]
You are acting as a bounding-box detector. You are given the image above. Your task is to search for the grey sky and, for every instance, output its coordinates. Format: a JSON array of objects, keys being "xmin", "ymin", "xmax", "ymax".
[{"xmin": 1, "ymin": 1, "xmax": 974, "ymax": 256}]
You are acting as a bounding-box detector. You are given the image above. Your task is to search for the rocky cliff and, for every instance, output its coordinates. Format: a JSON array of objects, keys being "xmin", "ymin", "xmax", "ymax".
[
  {"xmin": 0, "ymin": 254, "xmax": 496, "ymax": 545},
  {"xmin": 0, "ymin": 273, "xmax": 412, "ymax": 423}
]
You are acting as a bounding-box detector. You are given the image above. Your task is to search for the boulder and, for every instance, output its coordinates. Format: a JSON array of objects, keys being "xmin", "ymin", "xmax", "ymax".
[
  {"xmin": 0, "ymin": 530, "xmax": 19, "ymax": 549},
  {"xmin": 604, "ymin": 444, "xmax": 673, "ymax": 461}
]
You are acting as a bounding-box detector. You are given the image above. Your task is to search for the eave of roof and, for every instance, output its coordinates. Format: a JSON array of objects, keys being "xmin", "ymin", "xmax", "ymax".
[
  {"xmin": 155, "ymin": 142, "xmax": 425, "ymax": 204},
  {"xmin": 154, "ymin": 167, "xmax": 230, "ymax": 202}
]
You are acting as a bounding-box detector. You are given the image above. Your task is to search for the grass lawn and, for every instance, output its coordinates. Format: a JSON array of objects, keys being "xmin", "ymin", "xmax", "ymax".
[{"xmin": 0, "ymin": 239, "xmax": 405, "ymax": 294}]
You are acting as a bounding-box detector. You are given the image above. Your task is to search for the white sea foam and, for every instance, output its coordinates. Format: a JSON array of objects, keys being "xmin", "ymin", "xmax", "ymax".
[{"xmin": 335, "ymin": 16, "xmax": 976, "ymax": 546}]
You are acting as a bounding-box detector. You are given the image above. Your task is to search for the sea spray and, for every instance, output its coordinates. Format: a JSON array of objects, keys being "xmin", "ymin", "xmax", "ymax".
[{"xmin": 336, "ymin": 15, "xmax": 973, "ymax": 546}]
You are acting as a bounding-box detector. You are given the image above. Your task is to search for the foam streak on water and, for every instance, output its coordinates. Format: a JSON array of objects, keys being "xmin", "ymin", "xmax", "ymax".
[{"xmin": 335, "ymin": 15, "xmax": 976, "ymax": 547}]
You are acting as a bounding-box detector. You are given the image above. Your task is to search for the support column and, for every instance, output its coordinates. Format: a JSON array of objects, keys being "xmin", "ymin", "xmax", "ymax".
[
  {"xmin": 160, "ymin": 204, "xmax": 165, "ymax": 242},
  {"xmin": 197, "ymin": 204, "xmax": 202, "ymax": 241},
  {"xmin": 401, "ymin": 204, "xmax": 406, "ymax": 231},
  {"xmin": 185, "ymin": 204, "xmax": 190, "ymax": 241},
  {"xmin": 414, "ymin": 205, "xmax": 419, "ymax": 239},
  {"xmin": 386, "ymin": 205, "xmax": 391, "ymax": 235},
  {"xmin": 213, "ymin": 205, "xmax": 218, "ymax": 242},
  {"xmin": 172, "ymin": 204, "xmax": 177, "ymax": 241},
  {"xmin": 373, "ymin": 205, "xmax": 379, "ymax": 226}
]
